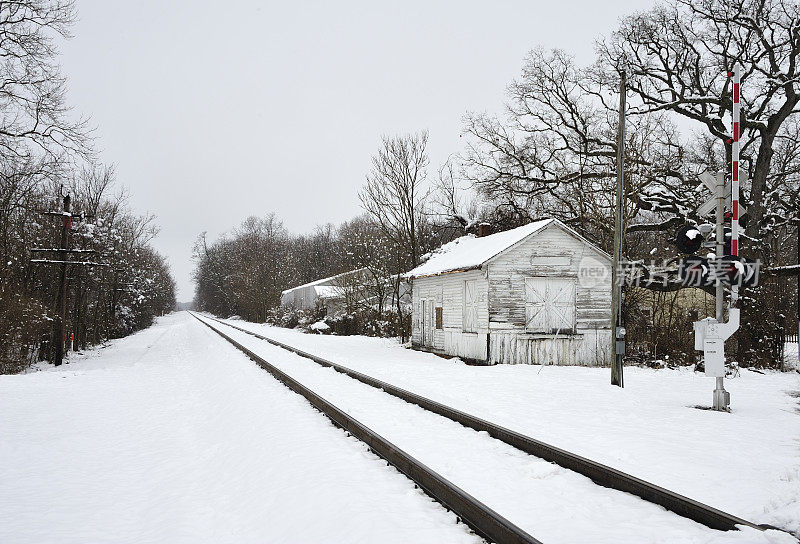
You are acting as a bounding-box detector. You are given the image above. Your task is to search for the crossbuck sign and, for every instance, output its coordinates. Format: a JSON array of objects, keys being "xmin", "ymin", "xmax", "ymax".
[{"xmin": 696, "ymin": 170, "xmax": 747, "ymax": 218}]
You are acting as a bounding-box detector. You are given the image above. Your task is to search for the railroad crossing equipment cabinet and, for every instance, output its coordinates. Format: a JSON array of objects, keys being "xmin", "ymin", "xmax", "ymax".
[{"xmin": 694, "ymin": 309, "xmax": 740, "ymax": 408}]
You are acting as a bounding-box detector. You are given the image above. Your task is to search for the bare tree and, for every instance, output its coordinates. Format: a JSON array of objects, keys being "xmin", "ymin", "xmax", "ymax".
[
  {"xmin": 599, "ymin": 0, "xmax": 800, "ymax": 244},
  {"xmin": 0, "ymin": 4, "xmax": 175, "ymax": 373},
  {"xmin": 462, "ymin": 1, "xmax": 800, "ymax": 365},
  {"xmin": 359, "ymin": 131, "xmax": 429, "ymax": 268},
  {"xmin": 0, "ymin": 1, "xmax": 91, "ymax": 164},
  {"xmin": 338, "ymin": 215, "xmax": 394, "ymax": 313},
  {"xmin": 432, "ymin": 157, "xmax": 486, "ymax": 235},
  {"xmin": 464, "ymin": 48, "xmax": 692, "ymax": 250},
  {"xmin": 598, "ymin": 0, "xmax": 800, "ymax": 364}
]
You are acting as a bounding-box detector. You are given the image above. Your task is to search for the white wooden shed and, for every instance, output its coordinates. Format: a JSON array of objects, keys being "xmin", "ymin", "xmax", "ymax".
[{"xmin": 406, "ymin": 219, "xmax": 612, "ymax": 366}]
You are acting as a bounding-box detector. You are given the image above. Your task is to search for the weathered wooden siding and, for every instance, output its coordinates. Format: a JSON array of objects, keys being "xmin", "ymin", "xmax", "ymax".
[
  {"xmin": 487, "ymin": 222, "xmax": 612, "ymax": 366},
  {"xmin": 411, "ymin": 269, "xmax": 489, "ymax": 361},
  {"xmin": 489, "ymin": 329, "xmax": 612, "ymax": 366}
]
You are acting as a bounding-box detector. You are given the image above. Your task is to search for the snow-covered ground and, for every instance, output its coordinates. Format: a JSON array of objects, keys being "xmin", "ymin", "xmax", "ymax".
[
  {"xmin": 2, "ymin": 312, "xmax": 797, "ymax": 543},
  {"xmin": 218, "ymin": 316, "xmax": 800, "ymax": 536},
  {"xmin": 0, "ymin": 313, "xmax": 480, "ymax": 544},
  {"xmin": 198, "ymin": 315, "xmax": 790, "ymax": 543}
]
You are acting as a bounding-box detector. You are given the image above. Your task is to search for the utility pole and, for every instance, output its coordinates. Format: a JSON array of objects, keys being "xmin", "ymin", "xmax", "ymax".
[
  {"xmin": 30, "ymin": 189, "xmax": 105, "ymax": 366},
  {"xmin": 611, "ymin": 69, "xmax": 626, "ymax": 387}
]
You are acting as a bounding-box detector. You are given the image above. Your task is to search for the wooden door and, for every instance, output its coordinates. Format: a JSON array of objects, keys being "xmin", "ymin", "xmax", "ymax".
[
  {"xmin": 463, "ymin": 280, "xmax": 478, "ymax": 333},
  {"xmin": 421, "ymin": 299, "xmax": 431, "ymax": 346},
  {"xmin": 524, "ymin": 277, "xmax": 576, "ymax": 333}
]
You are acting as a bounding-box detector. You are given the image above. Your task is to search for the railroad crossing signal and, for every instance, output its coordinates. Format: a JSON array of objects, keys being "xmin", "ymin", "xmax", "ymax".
[
  {"xmin": 691, "ymin": 168, "xmax": 743, "ymax": 411},
  {"xmin": 688, "ymin": 65, "xmax": 745, "ymax": 412}
]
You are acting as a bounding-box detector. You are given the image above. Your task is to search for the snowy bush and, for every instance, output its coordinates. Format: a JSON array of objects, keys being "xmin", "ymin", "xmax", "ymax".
[
  {"xmin": 309, "ymin": 320, "xmax": 330, "ymax": 334},
  {"xmin": 324, "ymin": 308, "xmax": 409, "ymax": 338},
  {"xmin": 264, "ymin": 305, "xmax": 409, "ymax": 339}
]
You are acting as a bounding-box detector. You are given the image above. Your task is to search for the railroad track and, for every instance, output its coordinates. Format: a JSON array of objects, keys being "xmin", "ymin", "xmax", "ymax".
[
  {"xmin": 190, "ymin": 312, "xmax": 539, "ymax": 544},
  {"xmin": 190, "ymin": 312, "xmax": 775, "ymax": 543}
]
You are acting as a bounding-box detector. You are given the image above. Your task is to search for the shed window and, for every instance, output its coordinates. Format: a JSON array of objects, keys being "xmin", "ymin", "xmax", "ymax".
[
  {"xmin": 435, "ymin": 307, "xmax": 443, "ymax": 329},
  {"xmin": 525, "ymin": 277, "xmax": 576, "ymax": 333},
  {"xmin": 463, "ymin": 279, "xmax": 478, "ymax": 333}
]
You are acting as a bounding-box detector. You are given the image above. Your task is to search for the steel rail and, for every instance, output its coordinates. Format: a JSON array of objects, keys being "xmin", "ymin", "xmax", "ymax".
[
  {"xmin": 204, "ymin": 313, "xmax": 766, "ymax": 533},
  {"xmin": 190, "ymin": 312, "xmax": 541, "ymax": 544}
]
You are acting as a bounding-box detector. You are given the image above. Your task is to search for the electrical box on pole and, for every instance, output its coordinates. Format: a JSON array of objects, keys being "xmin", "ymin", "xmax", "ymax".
[{"xmin": 694, "ymin": 309, "xmax": 740, "ymax": 376}]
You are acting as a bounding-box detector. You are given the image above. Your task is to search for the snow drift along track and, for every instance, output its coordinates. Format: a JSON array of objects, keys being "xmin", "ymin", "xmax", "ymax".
[
  {"xmin": 189, "ymin": 312, "xmax": 541, "ymax": 544},
  {"xmin": 203, "ymin": 313, "xmax": 766, "ymax": 534}
]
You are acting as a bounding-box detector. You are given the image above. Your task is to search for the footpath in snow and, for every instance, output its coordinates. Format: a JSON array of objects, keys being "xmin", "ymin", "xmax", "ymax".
[
  {"xmin": 0, "ymin": 312, "xmax": 480, "ymax": 544},
  {"xmin": 219, "ymin": 315, "xmax": 800, "ymax": 536}
]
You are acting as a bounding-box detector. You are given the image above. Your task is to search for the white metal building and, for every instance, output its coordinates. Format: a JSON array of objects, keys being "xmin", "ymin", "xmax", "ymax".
[
  {"xmin": 280, "ymin": 273, "xmax": 349, "ymax": 312},
  {"xmin": 406, "ymin": 219, "xmax": 612, "ymax": 366},
  {"xmin": 281, "ymin": 269, "xmax": 411, "ymax": 314}
]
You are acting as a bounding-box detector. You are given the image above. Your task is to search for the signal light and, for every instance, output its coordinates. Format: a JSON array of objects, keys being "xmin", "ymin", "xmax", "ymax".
[
  {"xmin": 723, "ymin": 227, "xmax": 732, "ymax": 255},
  {"xmin": 675, "ymin": 224, "xmax": 703, "ymax": 254},
  {"xmin": 724, "ymin": 210, "xmax": 748, "ymax": 228},
  {"xmin": 716, "ymin": 256, "xmax": 759, "ymax": 287},
  {"xmin": 678, "ymin": 256, "xmax": 709, "ymax": 285},
  {"xmin": 677, "ymin": 255, "xmax": 758, "ymax": 288}
]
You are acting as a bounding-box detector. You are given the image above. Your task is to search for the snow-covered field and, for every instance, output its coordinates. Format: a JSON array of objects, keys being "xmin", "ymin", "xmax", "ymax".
[
  {"xmin": 0, "ymin": 313, "xmax": 480, "ymax": 544},
  {"xmin": 219, "ymin": 316, "xmax": 800, "ymax": 536},
  {"xmin": 2, "ymin": 312, "xmax": 798, "ymax": 543}
]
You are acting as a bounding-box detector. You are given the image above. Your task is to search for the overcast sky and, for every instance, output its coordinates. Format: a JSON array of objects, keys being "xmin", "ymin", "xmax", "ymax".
[{"xmin": 59, "ymin": 0, "xmax": 650, "ymax": 301}]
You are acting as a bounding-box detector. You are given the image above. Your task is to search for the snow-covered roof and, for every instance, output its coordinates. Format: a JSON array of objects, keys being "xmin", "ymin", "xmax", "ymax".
[
  {"xmin": 281, "ymin": 275, "xmax": 336, "ymax": 295},
  {"xmin": 313, "ymin": 285, "xmax": 341, "ymax": 299},
  {"xmin": 281, "ymin": 268, "xmax": 367, "ymax": 295},
  {"xmin": 406, "ymin": 219, "xmax": 555, "ymax": 278}
]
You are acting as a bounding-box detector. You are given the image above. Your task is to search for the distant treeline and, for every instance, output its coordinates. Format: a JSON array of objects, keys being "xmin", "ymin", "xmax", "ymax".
[{"xmin": 191, "ymin": 211, "xmax": 456, "ymax": 324}]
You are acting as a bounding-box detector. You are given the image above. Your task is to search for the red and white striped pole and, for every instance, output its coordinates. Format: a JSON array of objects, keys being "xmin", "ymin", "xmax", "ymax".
[{"xmin": 730, "ymin": 63, "xmax": 741, "ymax": 303}]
